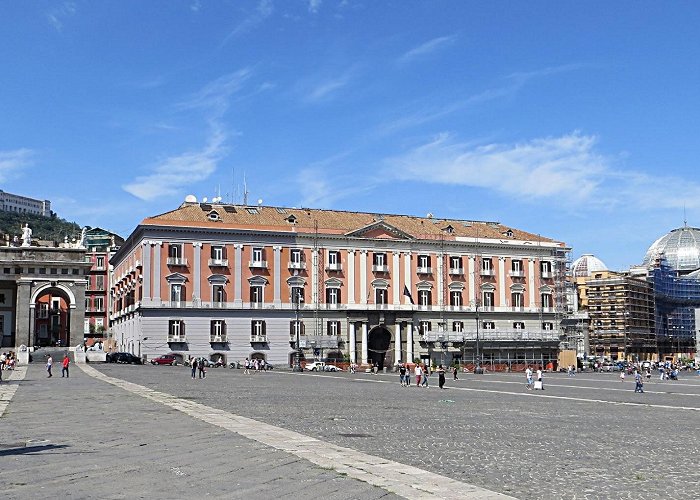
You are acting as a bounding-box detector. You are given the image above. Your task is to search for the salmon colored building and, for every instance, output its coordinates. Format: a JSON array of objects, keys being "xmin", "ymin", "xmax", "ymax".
[{"xmin": 109, "ymin": 201, "xmax": 570, "ymax": 368}]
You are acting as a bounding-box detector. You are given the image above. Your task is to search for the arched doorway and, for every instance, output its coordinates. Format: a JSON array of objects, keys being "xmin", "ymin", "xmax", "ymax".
[
  {"xmin": 368, "ymin": 326, "xmax": 392, "ymax": 368},
  {"xmin": 34, "ymin": 287, "xmax": 72, "ymax": 347}
]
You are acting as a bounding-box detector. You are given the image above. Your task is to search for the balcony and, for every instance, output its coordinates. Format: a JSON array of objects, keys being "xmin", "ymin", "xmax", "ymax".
[
  {"xmin": 299, "ymin": 335, "xmax": 339, "ymax": 348},
  {"xmin": 249, "ymin": 260, "xmax": 268, "ymax": 269},
  {"xmin": 288, "ymin": 261, "xmax": 306, "ymax": 270},
  {"xmin": 250, "ymin": 335, "xmax": 268, "ymax": 343},
  {"xmin": 449, "ymin": 267, "xmax": 464, "ymax": 275},
  {"xmin": 135, "ymin": 260, "xmax": 142, "ymax": 268},
  {"xmin": 416, "ymin": 266, "xmax": 432, "ymax": 275},
  {"xmin": 541, "ymin": 271, "xmax": 552, "ymax": 279},
  {"xmin": 509, "ymin": 270, "xmax": 525, "ymax": 278},
  {"xmin": 326, "ymin": 262, "xmax": 342, "ymax": 271},
  {"xmin": 372, "ymin": 264, "xmax": 389, "ymax": 273},
  {"xmin": 167, "ymin": 335, "xmax": 186, "ymax": 342},
  {"xmin": 210, "ymin": 334, "xmax": 228, "ymax": 343},
  {"xmin": 167, "ymin": 257, "xmax": 188, "ymax": 267},
  {"xmin": 208, "ymin": 258, "xmax": 229, "ymax": 267},
  {"xmin": 480, "ymin": 268, "xmax": 496, "ymax": 277}
]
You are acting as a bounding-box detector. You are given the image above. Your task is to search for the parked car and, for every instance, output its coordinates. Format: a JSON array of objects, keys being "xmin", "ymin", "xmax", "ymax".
[
  {"xmin": 323, "ymin": 364, "xmax": 342, "ymax": 372},
  {"xmin": 106, "ymin": 352, "xmax": 142, "ymax": 364},
  {"xmin": 150, "ymin": 354, "xmax": 178, "ymax": 366}
]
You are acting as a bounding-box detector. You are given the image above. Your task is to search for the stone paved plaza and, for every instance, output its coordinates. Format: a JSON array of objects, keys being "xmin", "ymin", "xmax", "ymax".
[{"xmin": 2, "ymin": 362, "xmax": 700, "ymax": 499}]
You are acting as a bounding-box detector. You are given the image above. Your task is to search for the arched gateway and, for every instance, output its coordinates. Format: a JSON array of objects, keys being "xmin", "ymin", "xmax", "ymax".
[{"xmin": 367, "ymin": 326, "xmax": 393, "ymax": 368}]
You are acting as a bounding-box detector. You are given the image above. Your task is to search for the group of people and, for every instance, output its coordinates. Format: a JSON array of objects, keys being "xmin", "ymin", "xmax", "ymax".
[
  {"xmin": 243, "ymin": 357, "xmax": 268, "ymax": 374},
  {"xmin": 44, "ymin": 354, "xmax": 70, "ymax": 378},
  {"xmin": 397, "ymin": 363, "xmax": 453, "ymax": 389},
  {"xmin": 0, "ymin": 351, "xmax": 17, "ymax": 382},
  {"xmin": 525, "ymin": 366, "xmax": 545, "ymax": 390},
  {"xmin": 189, "ymin": 357, "xmax": 207, "ymax": 379}
]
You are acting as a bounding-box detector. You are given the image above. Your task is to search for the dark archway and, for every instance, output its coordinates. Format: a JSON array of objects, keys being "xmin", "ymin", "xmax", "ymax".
[
  {"xmin": 34, "ymin": 287, "xmax": 72, "ymax": 347},
  {"xmin": 368, "ymin": 326, "xmax": 392, "ymax": 368}
]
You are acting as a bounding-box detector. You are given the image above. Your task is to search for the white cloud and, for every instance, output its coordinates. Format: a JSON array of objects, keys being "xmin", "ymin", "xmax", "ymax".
[
  {"xmin": 0, "ymin": 149, "xmax": 34, "ymax": 181},
  {"xmin": 46, "ymin": 2, "xmax": 77, "ymax": 32},
  {"xmin": 222, "ymin": 0, "xmax": 274, "ymax": 44},
  {"xmin": 177, "ymin": 69, "xmax": 252, "ymax": 115},
  {"xmin": 398, "ymin": 35, "xmax": 457, "ymax": 64},
  {"xmin": 122, "ymin": 125, "xmax": 227, "ymax": 201},
  {"xmin": 305, "ymin": 76, "xmax": 350, "ymax": 102},
  {"xmin": 386, "ymin": 132, "xmax": 607, "ymax": 201},
  {"xmin": 190, "ymin": 1, "xmax": 201, "ymax": 12},
  {"xmin": 308, "ymin": 0, "xmax": 322, "ymax": 13},
  {"xmin": 384, "ymin": 131, "xmax": 700, "ymax": 213}
]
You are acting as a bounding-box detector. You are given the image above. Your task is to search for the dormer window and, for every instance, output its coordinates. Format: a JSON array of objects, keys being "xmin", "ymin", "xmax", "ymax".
[
  {"xmin": 503, "ymin": 229, "xmax": 514, "ymax": 238},
  {"xmin": 286, "ymin": 214, "xmax": 297, "ymax": 224},
  {"xmin": 207, "ymin": 210, "xmax": 220, "ymax": 221}
]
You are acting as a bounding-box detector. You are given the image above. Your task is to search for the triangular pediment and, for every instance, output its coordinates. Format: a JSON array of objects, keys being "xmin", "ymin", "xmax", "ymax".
[
  {"xmin": 207, "ymin": 274, "xmax": 228, "ymax": 285},
  {"xmin": 345, "ymin": 221, "xmax": 414, "ymax": 240},
  {"xmin": 165, "ymin": 273, "xmax": 187, "ymax": 284}
]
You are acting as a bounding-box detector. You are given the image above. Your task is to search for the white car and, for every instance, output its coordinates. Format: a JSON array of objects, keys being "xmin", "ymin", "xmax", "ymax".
[{"xmin": 304, "ymin": 361, "xmax": 325, "ymax": 372}]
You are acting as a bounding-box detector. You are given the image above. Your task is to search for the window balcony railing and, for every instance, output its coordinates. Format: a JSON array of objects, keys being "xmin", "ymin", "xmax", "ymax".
[
  {"xmin": 449, "ymin": 267, "xmax": 464, "ymax": 275},
  {"xmin": 288, "ymin": 261, "xmax": 306, "ymax": 270},
  {"xmin": 249, "ymin": 260, "xmax": 268, "ymax": 269},
  {"xmin": 509, "ymin": 270, "xmax": 525, "ymax": 278},
  {"xmin": 250, "ymin": 335, "xmax": 267, "ymax": 343},
  {"xmin": 210, "ymin": 334, "xmax": 227, "ymax": 343},
  {"xmin": 167, "ymin": 257, "xmax": 188, "ymax": 266},
  {"xmin": 326, "ymin": 262, "xmax": 342, "ymax": 271},
  {"xmin": 480, "ymin": 269, "xmax": 496, "ymax": 276},
  {"xmin": 416, "ymin": 266, "xmax": 432, "ymax": 274},
  {"xmin": 541, "ymin": 271, "xmax": 552, "ymax": 278},
  {"xmin": 324, "ymin": 303, "xmax": 345, "ymax": 310},
  {"xmin": 208, "ymin": 258, "xmax": 229, "ymax": 267},
  {"xmin": 372, "ymin": 264, "xmax": 389, "ymax": 273},
  {"xmin": 167, "ymin": 335, "xmax": 186, "ymax": 342}
]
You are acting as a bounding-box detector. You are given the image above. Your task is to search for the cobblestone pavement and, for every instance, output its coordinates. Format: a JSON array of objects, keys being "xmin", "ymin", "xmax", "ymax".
[
  {"xmin": 93, "ymin": 364, "xmax": 700, "ymax": 500},
  {"xmin": 0, "ymin": 363, "xmax": 402, "ymax": 500}
]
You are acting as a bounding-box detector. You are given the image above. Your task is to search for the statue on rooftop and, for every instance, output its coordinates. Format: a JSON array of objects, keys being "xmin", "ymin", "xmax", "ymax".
[{"xmin": 21, "ymin": 224, "xmax": 32, "ymax": 247}]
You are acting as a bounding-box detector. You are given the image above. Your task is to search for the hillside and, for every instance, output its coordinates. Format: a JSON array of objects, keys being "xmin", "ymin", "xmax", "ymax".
[{"xmin": 0, "ymin": 211, "xmax": 82, "ymax": 244}]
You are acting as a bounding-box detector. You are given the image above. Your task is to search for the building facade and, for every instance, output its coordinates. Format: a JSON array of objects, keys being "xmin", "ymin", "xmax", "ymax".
[
  {"xmin": 83, "ymin": 227, "xmax": 124, "ymax": 342},
  {"xmin": 0, "ymin": 190, "xmax": 51, "ymax": 217},
  {"xmin": 110, "ymin": 203, "xmax": 570, "ymax": 367},
  {"xmin": 586, "ymin": 272, "xmax": 655, "ymax": 361},
  {"xmin": 0, "ymin": 246, "xmax": 91, "ymax": 348}
]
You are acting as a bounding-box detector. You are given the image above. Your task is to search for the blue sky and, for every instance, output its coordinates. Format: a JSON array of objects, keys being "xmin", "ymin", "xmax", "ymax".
[{"xmin": 2, "ymin": 1, "xmax": 700, "ymax": 271}]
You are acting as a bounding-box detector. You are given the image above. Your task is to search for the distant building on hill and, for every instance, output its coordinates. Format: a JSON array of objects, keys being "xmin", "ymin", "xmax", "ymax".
[{"xmin": 0, "ymin": 190, "xmax": 51, "ymax": 217}]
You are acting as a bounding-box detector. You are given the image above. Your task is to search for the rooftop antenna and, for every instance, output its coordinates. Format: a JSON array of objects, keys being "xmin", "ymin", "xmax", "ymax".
[
  {"xmin": 684, "ymin": 203, "xmax": 688, "ymax": 227},
  {"xmin": 243, "ymin": 173, "xmax": 249, "ymax": 206}
]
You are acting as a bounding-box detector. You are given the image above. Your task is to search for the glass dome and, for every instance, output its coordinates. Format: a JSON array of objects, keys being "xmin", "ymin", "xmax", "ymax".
[
  {"xmin": 643, "ymin": 226, "xmax": 700, "ymax": 273},
  {"xmin": 571, "ymin": 254, "xmax": 608, "ymax": 277}
]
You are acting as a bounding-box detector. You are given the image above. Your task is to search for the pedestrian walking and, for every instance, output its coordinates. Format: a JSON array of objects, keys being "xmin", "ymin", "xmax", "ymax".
[
  {"xmin": 620, "ymin": 371, "xmax": 625, "ymax": 382},
  {"xmin": 399, "ymin": 364, "xmax": 407, "ymax": 386},
  {"xmin": 46, "ymin": 355, "xmax": 53, "ymax": 378},
  {"xmin": 453, "ymin": 365, "xmax": 458, "ymax": 381},
  {"xmin": 61, "ymin": 355, "xmax": 70, "ymax": 378},
  {"xmin": 525, "ymin": 366, "xmax": 533, "ymax": 390},
  {"xmin": 438, "ymin": 364, "xmax": 446, "ymax": 389},
  {"xmin": 198, "ymin": 358, "xmax": 206, "ymax": 378},
  {"xmin": 191, "ymin": 357, "xmax": 198, "ymax": 379},
  {"xmin": 535, "ymin": 367, "xmax": 544, "ymax": 390},
  {"xmin": 634, "ymin": 370, "xmax": 644, "ymax": 393},
  {"xmin": 421, "ymin": 365, "xmax": 429, "ymax": 388},
  {"xmin": 244, "ymin": 358, "xmax": 250, "ymax": 375},
  {"xmin": 415, "ymin": 364, "xmax": 422, "ymax": 387}
]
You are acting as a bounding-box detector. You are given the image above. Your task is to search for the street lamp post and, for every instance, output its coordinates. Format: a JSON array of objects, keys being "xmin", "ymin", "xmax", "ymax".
[
  {"xmin": 293, "ymin": 290, "xmax": 304, "ymax": 372},
  {"xmin": 475, "ymin": 302, "xmax": 482, "ymax": 374}
]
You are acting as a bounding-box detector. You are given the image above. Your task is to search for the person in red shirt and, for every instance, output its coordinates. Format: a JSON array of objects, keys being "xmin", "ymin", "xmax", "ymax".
[{"xmin": 61, "ymin": 355, "xmax": 70, "ymax": 378}]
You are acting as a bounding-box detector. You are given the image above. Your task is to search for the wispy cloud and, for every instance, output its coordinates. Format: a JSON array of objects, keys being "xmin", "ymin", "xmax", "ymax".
[
  {"xmin": 177, "ymin": 69, "xmax": 252, "ymax": 115},
  {"xmin": 378, "ymin": 63, "xmax": 586, "ymax": 135},
  {"xmin": 47, "ymin": 2, "xmax": 77, "ymax": 32},
  {"xmin": 0, "ymin": 149, "xmax": 34, "ymax": 182},
  {"xmin": 295, "ymin": 151, "xmax": 375, "ymax": 207},
  {"xmin": 300, "ymin": 67, "xmax": 357, "ymax": 103},
  {"xmin": 398, "ymin": 35, "xmax": 457, "ymax": 64},
  {"xmin": 384, "ymin": 131, "xmax": 700, "ymax": 212},
  {"xmin": 308, "ymin": 0, "xmax": 323, "ymax": 13},
  {"xmin": 124, "ymin": 70, "xmax": 253, "ymax": 201},
  {"xmin": 221, "ymin": 0, "xmax": 274, "ymax": 45},
  {"xmin": 123, "ymin": 124, "xmax": 227, "ymax": 201},
  {"xmin": 190, "ymin": 1, "xmax": 202, "ymax": 12}
]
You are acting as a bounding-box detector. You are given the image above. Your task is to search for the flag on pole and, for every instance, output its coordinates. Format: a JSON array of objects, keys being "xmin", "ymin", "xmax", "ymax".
[{"xmin": 403, "ymin": 285, "xmax": 414, "ymax": 305}]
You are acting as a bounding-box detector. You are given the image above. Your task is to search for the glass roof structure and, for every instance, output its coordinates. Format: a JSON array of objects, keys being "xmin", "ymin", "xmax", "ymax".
[
  {"xmin": 643, "ymin": 226, "xmax": 700, "ymax": 274},
  {"xmin": 571, "ymin": 254, "xmax": 607, "ymax": 277}
]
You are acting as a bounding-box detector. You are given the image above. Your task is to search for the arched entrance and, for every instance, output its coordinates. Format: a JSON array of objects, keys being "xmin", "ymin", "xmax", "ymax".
[
  {"xmin": 33, "ymin": 287, "xmax": 73, "ymax": 347},
  {"xmin": 368, "ymin": 326, "xmax": 392, "ymax": 368}
]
